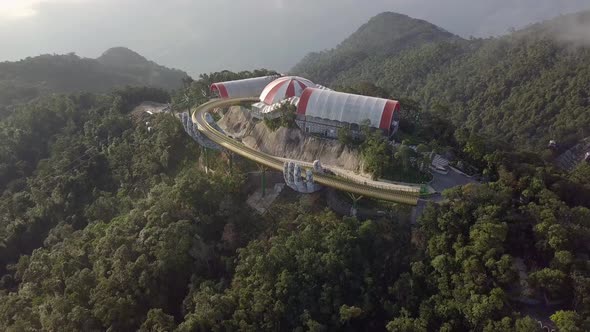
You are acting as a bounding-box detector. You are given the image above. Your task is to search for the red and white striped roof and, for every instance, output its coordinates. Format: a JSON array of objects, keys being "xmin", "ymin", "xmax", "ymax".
[
  {"xmin": 210, "ymin": 76, "xmax": 277, "ymax": 99},
  {"xmin": 259, "ymin": 76, "xmax": 315, "ymax": 105},
  {"xmin": 297, "ymin": 88, "xmax": 401, "ymax": 131}
]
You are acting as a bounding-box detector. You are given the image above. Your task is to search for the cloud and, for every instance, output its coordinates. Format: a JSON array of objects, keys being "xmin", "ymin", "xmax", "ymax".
[
  {"xmin": 547, "ymin": 11, "xmax": 590, "ymax": 46},
  {"xmin": 0, "ymin": 0, "xmax": 93, "ymax": 19},
  {"xmin": 0, "ymin": 1, "xmax": 37, "ymax": 19}
]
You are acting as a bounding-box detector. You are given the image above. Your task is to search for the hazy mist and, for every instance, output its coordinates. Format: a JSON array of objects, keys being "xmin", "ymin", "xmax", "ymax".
[
  {"xmin": 545, "ymin": 11, "xmax": 590, "ymax": 47},
  {"xmin": 1, "ymin": 0, "xmax": 589, "ymax": 76}
]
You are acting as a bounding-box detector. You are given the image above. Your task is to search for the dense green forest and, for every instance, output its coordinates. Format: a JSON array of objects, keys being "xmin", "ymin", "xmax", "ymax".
[
  {"xmin": 1, "ymin": 10, "xmax": 590, "ymax": 331},
  {"xmin": 0, "ymin": 47, "xmax": 189, "ymax": 117},
  {"xmin": 1, "ymin": 67, "xmax": 589, "ymax": 330},
  {"xmin": 292, "ymin": 11, "xmax": 590, "ymax": 151}
]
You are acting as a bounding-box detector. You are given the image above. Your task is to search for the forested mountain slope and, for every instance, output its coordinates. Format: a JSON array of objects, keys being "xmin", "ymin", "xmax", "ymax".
[
  {"xmin": 0, "ymin": 82, "xmax": 254, "ymax": 330},
  {"xmin": 291, "ymin": 12, "xmax": 459, "ymax": 85},
  {"xmin": 1, "ymin": 65, "xmax": 589, "ymax": 330},
  {"xmin": 292, "ymin": 11, "xmax": 590, "ymax": 150},
  {"xmin": 0, "ymin": 47, "xmax": 189, "ymax": 114}
]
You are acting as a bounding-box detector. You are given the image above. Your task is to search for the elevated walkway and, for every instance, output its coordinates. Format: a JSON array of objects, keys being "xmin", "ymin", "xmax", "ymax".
[{"xmin": 191, "ymin": 98, "xmax": 420, "ymax": 205}]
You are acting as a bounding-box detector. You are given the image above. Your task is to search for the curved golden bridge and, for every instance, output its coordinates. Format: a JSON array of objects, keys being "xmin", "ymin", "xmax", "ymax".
[{"xmin": 192, "ymin": 97, "xmax": 419, "ymax": 205}]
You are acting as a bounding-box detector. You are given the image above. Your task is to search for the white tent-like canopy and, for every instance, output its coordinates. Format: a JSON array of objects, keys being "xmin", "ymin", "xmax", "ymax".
[
  {"xmin": 259, "ymin": 76, "xmax": 315, "ymax": 105},
  {"xmin": 210, "ymin": 75, "xmax": 278, "ymax": 99},
  {"xmin": 297, "ymin": 88, "xmax": 401, "ymax": 132}
]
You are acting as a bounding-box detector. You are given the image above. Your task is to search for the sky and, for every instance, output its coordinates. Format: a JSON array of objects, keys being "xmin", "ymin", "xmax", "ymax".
[{"xmin": 0, "ymin": 0, "xmax": 589, "ymax": 76}]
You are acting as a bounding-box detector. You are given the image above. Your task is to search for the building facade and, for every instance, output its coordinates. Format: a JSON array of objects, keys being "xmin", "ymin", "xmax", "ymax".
[{"xmin": 295, "ymin": 88, "xmax": 401, "ymax": 138}]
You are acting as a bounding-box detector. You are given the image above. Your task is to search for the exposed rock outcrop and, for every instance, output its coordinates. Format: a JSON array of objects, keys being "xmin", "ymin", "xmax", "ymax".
[{"xmin": 218, "ymin": 106, "xmax": 364, "ymax": 173}]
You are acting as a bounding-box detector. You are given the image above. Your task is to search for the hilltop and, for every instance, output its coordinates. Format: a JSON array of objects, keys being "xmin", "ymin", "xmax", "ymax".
[
  {"xmin": 334, "ymin": 12, "xmax": 458, "ymax": 55},
  {"xmin": 97, "ymin": 47, "xmax": 152, "ymax": 67},
  {"xmin": 0, "ymin": 47, "xmax": 189, "ymax": 115},
  {"xmin": 291, "ymin": 12, "xmax": 459, "ymax": 84}
]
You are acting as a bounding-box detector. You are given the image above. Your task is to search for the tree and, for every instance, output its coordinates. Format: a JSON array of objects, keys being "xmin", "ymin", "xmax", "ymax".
[
  {"xmin": 514, "ymin": 316, "xmax": 542, "ymax": 332},
  {"xmin": 572, "ymin": 274, "xmax": 590, "ymax": 317},
  {"xmin": 337, "ymin": 127, "xmax": 353, "ymax": 146},
  {"xmin": 528, "ymin": 268, "xmax": 568, "ymax": 300},
  {"xmin": 386, "ymin": 316, "xmax": 427, "ymax": 332},
  {"xmin": 339, "ymin": 305, "xmax": 363, "ymax": 322},
  {"xmin": 482, "ymin": 316, "xmax": 542, "ymax": 332},
  {"xmin": 362, "ymin": 130, "xmax": 391, "ymax": 179},
  {"xmin": 181, "ymin": 212, "xmax": 413, "ymax": 331},
  {"xmin": 463, "ymin": 133, "xmax": 488, "ymax": 164},
  {"xmin": 397, "ymin": 98, "xmax": 422, "ymax": 135},
  {"xmin": 415, "ymin": 144, "xmax": 429, "ymax": 154},
  {"xmin": 550, "ymin": 310, "xmax": 585, "ymax": 332},
  {"xmin": 338, "ymin": 81, "xmax": 389, "ymax": 98},
  {"xmin": 394, "ymin": 144, "xmax": 413, "ymax": 172},
  {"xmin": 139, "ymin": 309, "xmax": 176, "ymax": 332}
]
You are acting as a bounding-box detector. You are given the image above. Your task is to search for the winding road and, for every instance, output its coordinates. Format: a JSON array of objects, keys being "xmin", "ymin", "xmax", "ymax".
[{"xmin": 192, "ymin": 97, "xmax": 420, "ymax": 205}]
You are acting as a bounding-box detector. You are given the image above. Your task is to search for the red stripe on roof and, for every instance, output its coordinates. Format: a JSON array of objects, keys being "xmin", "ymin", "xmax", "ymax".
[
  {"xmin": 286, "ymin": 80, "xmax": 296, "ymax": 98},
  {"xmin": 296, "ymin": 80, "xmax": 307, "ymax": 91},
  {"xmin": 217, "ymin": 84, "xmax": 229, "ymax": 98},
  {"xmin": 379, "ymin": 100, "xmax": 399, "ymax": 131},
  {"xmin": 297, "ymin": 88, "xmax": 314, "ymax": 115},
  {"xmin": 263, "ymin": 80, "xmax": 285, "ymax": 104},
  {"xmin": 211, "ymin": 83, "xmax": 229, "ymax": 98}
]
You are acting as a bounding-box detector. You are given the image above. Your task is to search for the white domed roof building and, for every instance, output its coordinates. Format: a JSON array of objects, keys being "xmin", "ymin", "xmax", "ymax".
[
  {"xmin": 251, "ymin": 76, "xmax": 321, "ymax": 117},
  {"xmin": 208, "ymin": 74, "xmax": 401, "ymax": 139},
  {"xmin": 295, "ymin": 88, "xmax": 401, "ymax": 138},
  {"xmin": 259, "ymin": 76, "xmax": 315, "ymax": 105},
  {"xmin": 210, "ymin": 75, "xmax": 278, "ymax": 99}
]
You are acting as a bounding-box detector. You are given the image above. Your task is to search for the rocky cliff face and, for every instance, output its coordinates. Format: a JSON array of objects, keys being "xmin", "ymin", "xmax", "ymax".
[{"xmin": 218, "ymin": 106, "xmax": 364, "ymax": 172}]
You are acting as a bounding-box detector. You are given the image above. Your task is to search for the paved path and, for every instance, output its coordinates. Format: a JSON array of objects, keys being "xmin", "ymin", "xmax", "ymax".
[
  {"xmin": 276, "ymin": 157, "xmax": 422, "ymax": 193},
  {"xmin": 430, "ymin": 168, "xmax": 477, "ymax": 193}
]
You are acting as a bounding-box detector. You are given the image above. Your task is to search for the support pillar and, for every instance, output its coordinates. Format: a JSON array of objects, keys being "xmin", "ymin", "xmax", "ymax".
[
  {"xmin": 347, "ymin": 193, "xmax": 363, "ymax": 217},
  {"xmin": 257, "ymin": 164, "xmax": 267, "ymax": 197},
  {"xmin": 229, "ymin": 151, "xmax": 233, "ymax": 173},
  {"xmin": 223, "ymin": 150, "xmax": 234, "ymax": 174},
  {"xmin": 202, "ymin": 146, "xmax": 209, "ymax": 174}
]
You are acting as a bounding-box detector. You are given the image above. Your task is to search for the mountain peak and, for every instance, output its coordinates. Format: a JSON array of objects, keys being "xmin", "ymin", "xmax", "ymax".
[
  {"xmin": 97, "ymin": 47, "xmax": 149, "ymax": 67},
  {"xmin": 337, "ymin": 11, "xmax": 459, "ymax": 55},
  {"xmin": 291, "ymin": 11, "xmax": 461, "ymax": 83}
]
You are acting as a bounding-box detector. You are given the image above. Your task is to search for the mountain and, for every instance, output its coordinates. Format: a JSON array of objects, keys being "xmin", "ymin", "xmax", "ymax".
[
  {"xmin": 334, "ymin": 12, "xmax": 458, "ymax": 56},
  {"xmin": 0, "ymin": 47, "xmax": 189, "ymax": 114},
  {"xmin": 97, "ymin": 47, "xmax": 152, "ymax": 67},
  {"xmin": 290, "ymin": 12, "xmax": 460, "ymax": 84},
  {"xmin": 291, "ymin": 11, "xmax": 590, "ymax": 150}
]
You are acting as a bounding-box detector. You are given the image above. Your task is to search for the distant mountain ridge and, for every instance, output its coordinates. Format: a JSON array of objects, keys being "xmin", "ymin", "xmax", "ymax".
[{"xmin": 0, "ymin": 47, "xmax": 189, "ymax": 113}]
